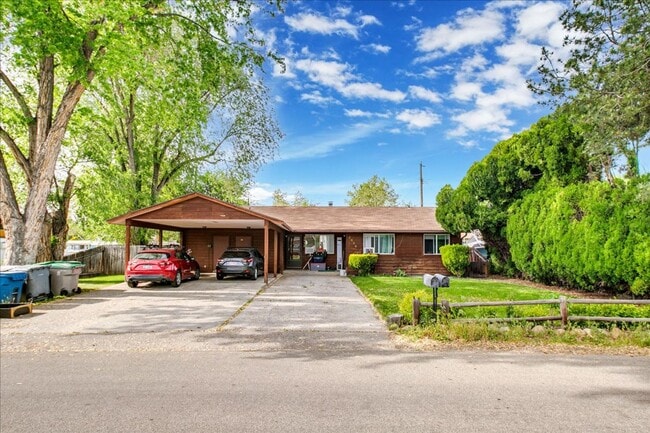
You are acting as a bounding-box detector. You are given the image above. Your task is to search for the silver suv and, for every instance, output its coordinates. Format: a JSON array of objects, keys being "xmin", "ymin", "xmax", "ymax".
[{"xmin": 216, "ymin": 247, "xmax": 264, "ymax": 280}]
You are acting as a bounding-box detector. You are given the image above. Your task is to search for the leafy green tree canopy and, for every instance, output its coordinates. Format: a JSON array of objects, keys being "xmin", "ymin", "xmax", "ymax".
[
  {"xmin": 530, "ymin": 0, "xmax": 649, "ymax": 181},
  {"xmin": 347, "ymin": 175, "xmax": 399, "ymax": 207},
  {"xmin": 0, "ymin": 0, "xmax": 283, "ymax": 264}
]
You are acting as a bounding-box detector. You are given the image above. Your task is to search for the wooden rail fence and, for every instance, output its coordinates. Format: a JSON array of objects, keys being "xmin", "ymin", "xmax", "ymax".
[{"xmin": 412, "ymin": 296, "xmax": 650, "ymax": 326}]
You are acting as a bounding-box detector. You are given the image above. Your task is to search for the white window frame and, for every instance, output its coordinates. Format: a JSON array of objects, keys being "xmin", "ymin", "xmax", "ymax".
[
  {"xmin": 363, "ymin": 233, "xmax": 395, "ymax": 255},
  {"xmin": 424, "ymin": 234, "xmax": 450, "ymax": 255}
]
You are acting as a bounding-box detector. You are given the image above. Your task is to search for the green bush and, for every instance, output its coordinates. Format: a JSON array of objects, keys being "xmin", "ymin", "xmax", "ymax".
[
  {"xmin": 507, "ymin": 179, "xmax": 650, "ymax": 295},
  {"xmin": 348, "ymin": 253, "xmax": 378, "ymax": 276},
  {"xmin": 440, "ymin": 245, "xmax": 470, "ymax": 277},
  {"xmin": 398, "ymin": 290, "xmax": 432, "ymax": 324}
]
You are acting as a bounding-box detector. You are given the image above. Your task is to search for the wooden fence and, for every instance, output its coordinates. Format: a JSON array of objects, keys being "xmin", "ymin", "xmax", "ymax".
[
  {"xmin": 412, "ymin": 296, "xmax": 650, "ymax": 326},
  {"xmin": 64, "ymin": 245, "xmax": 145, "ymax": 276}
]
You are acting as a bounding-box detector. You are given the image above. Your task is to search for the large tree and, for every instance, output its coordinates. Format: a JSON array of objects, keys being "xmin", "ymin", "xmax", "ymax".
[
  {"xmin": 436, "ymin": 113, "xmax": 587, "ymax": 272},
  {"xmin": 346, "ymin": 175, "xmax": 399, "ymax": 207},
  {"xmin": 530, "ymin": 0, "xmax": 650, "ymax": 181},
  {"xmin": 0, "ymin": 0, "xmax": 283, "ymax": 264}
]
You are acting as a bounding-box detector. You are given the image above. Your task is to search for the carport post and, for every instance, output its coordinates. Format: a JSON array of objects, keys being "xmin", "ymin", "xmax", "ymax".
[
  {"xmin": 264, "ymin": 220, "xmax": 269, "ymax": 284},
  {"xmin": 125, "ymin": 222, "xmax": 132, "ymax": 266},
  {"xmin": 273, "ymin": 230, "xmax": 278, "ymax": 277}
]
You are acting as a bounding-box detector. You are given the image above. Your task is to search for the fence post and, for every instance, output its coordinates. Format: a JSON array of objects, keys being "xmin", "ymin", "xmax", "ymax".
[
  {"xmin": 441, "ymin": 300, "xmax": 450, "ymax": 316},
  {"xmin": 560, "ymin": 296, "xmax": 568, "ymax": 327},
  {"xmin": 412, "ymin": 297, "xmax": 420, "ymax": 325}
]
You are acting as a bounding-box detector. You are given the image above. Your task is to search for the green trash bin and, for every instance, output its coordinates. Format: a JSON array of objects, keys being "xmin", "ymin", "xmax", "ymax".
[{"xmin": 38, "ymin": 261, "xmax": 84, "ymax": 297}]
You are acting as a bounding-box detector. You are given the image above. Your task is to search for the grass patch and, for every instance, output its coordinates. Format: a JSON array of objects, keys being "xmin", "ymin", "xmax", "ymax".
[
  {"xmin": 78, "ymin": 274, "xmax": 124, "ymax": 291},
  {"xmin": 351, "ymin": 275, "xmax": 560, "ymax": 318},
  {"xmin": 351, "ymin": 275, "xmax": 650, "ymax": 350}
]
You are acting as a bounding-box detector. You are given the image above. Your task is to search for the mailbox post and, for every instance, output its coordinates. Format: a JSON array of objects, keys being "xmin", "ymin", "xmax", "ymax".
[{"xmin": 423, "ymin": 273, "xmax": 449, "ymax": 313}]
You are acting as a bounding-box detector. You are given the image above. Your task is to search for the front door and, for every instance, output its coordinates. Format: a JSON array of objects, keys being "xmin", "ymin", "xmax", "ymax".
[
  {"xmin": 212, "ymin": 235, "xmax": 229, "ymax": 266},
  {"xmin": 286, "ymin": 235, "xmax": 303, "ymax": 269}
]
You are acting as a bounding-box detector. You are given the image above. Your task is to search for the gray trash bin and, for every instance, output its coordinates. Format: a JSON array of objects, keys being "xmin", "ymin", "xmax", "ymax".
[{"xmin": 38, "ymin": 261, "xmax": 84, "ymax": 296}]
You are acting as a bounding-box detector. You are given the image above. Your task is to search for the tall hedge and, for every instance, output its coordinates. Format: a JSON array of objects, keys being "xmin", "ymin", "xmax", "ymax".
[{"xmin": 507, "ymin": 179, "xmax": 650, "ymax": 295}]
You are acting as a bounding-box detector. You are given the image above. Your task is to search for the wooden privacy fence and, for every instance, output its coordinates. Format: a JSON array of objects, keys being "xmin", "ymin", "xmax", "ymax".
[
  {"xmin": 64, "ymin": 245, "xmax": 144, "ymax": 276},
  {"xmin": 412, "ymin": 296, "xmax": 650, "ymax": 326}
]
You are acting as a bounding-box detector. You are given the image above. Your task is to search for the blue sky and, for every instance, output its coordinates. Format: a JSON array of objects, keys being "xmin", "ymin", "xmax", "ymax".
[{"xmin": 246, "ymin": 0, "xmax": 648, "ymax": 206}]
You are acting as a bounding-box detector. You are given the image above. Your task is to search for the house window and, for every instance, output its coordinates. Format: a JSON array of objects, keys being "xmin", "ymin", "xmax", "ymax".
[
  {"xmin": 424, "ymin": 234, "xmax": 450, "ymax": 255},
  {"xmin": 363, "ymin": 233, "xmax": 395, "ymax": 255},
  {"xmin": 304, "ymin": 234, "xmax": 334, "ymax": 254}
]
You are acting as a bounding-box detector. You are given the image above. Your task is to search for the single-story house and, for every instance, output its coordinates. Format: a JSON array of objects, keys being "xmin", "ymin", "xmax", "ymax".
[{"xmin": 108, "ymin": 193, "xmax": 458, "ymax": 284}]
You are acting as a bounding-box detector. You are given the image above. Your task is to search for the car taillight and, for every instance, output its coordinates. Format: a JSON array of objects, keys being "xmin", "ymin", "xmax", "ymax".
[{"xmin": 246, "ymin": 258, "xmax": 253, "ymax": 264}]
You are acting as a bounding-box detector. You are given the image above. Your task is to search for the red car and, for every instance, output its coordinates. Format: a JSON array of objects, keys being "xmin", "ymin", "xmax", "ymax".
[{"xmin": 125, "ymin": 248, "xmax": 200, "ymax": 288}]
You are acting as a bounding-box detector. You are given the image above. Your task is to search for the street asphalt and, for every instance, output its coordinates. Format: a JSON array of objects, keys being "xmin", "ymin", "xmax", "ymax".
[{"xmin": 1, "ymin": 271, "xmax": 648, "ymax": 432}]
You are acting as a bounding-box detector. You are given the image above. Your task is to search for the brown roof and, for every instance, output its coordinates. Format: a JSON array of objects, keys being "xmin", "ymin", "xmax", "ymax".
[{"xmin": 252, "ymin": 206, "xmax": 444, "ymax": 233}]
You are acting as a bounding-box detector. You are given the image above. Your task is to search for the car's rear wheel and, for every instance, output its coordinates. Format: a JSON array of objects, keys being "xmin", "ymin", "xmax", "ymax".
[
  {"xmin": 217, "ymin": 274, "xmax": 224, "ymax": 280},
  {"xmin": 251, "ymin": 267, "xmax": 258, "ymax": 280},
  {"xmin": 172, "ymin": 271, "xmax": 181, "ymax": 287},
  {"xmin": 127, "ymin": 280, "xmax": 138, "ymax": 288},
  {"xmin": 193, "ymin": 267, "xmax": 201, "ymax": 280}
]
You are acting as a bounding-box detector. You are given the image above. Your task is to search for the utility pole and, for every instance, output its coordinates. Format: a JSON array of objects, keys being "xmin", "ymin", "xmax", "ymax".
[{"xmin": 419, "ymin": 161, "xmax": 424, "ymax": 207}]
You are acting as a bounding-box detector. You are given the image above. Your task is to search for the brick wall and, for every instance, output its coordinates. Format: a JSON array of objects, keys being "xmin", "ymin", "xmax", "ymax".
[{"xmin": 345, "ymin": 233, "xmax": 458, "ymax": 276}]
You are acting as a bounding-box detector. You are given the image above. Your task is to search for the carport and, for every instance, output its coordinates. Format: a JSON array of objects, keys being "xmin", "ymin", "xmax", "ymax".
[{"xmin": 108, "ymin": 193, "xmax": 291, "ymax": 284}]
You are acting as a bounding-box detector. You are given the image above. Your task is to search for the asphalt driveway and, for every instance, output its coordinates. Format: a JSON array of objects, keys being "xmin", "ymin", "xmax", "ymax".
[{"xmin": 0, "ymin": 271, "xmax": 391, "ymax": 353}]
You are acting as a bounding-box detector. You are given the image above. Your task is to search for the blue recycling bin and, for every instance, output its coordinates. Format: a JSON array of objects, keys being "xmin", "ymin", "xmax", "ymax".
[{"xmin": 0, "ymin": 269, "xmax": 27, "ymax": 304}]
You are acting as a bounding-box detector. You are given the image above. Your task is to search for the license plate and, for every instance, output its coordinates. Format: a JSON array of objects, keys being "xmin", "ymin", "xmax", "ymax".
[{"xmin": 142, "ymin": 265, "xmax": 153, "ymax": 270}]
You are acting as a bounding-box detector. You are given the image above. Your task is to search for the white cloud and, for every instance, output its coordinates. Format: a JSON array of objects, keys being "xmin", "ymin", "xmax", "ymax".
[
  {"xmin": 277, "ymin": 121, "xmax": 387, "ymax": 161},
  {"xmin": 516, "ymin": 2, "xmax": 566, "ymax": 42},
  {"xmin": 359, "ymin": 15, "xmax": 381, "ymax": 27},
  {"xmin": 478, "ymin": 84, "xmax": 535, "ymax": 109},
  {"xmin": 396, "ymin": 109, "xmax": 441, "ymax": 129},
  {"xmin": 451, "ymin": 106, "xmax": 513, "ymax": 136},
  {"xmin": 248, "ymin": 186, "xmax": 275, "ymax": 203},
  {"xmin": 301, "ymin": 91, "xmax": 340, "ymax": 106},
  {"xmin": 495, "ymin": 40, "xmax": 542, "ymax": 67},
  {"xmin": 344, "ymin": 109, "xmax": 374, "ymax": 117},
  {"xmin": 408, "ymin": 85, "xmax": 442, "ymax": 103},
  {"xmin": 482, "ymin": 63, "xmax": 524, "ymax": 85},
  {"xmin": 416, "ymin": 8, "xmax": 505, "ymax": 53},
  {"xmin": 458, "ymin": 139, "xmax": 479, "ymax": 149},
  {"xmin": 364, "ymin": 43, "xmax": 391, "ymax": 54},
  {"xmin": 294, "ymin": 59, "xmax": 355, "ymax": 88},
  {"xmin": 450, "ymin": 81, "xmax": 483, "ymax": 102},
  {"xmin": 341, "ymin": 82, "xmax": 406, "ymax": 102},
  {"xmin": 344, "ymin": 109, "xmax": 390, "ymax": 118},
  {"xmin": 285, "ymin": 13, "xmax": 359, "ymax": 38}
]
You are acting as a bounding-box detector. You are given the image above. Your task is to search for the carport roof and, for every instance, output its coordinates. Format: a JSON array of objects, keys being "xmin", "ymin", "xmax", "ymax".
[{"xmin": 107, "ymin": 193, "xmax": 291, "ymax": 231}]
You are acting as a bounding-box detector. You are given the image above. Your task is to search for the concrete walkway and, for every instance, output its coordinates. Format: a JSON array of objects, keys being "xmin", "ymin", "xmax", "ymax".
[{"xmin": 0, "ymin": 271, "xmax": 392, "ymax": 353}]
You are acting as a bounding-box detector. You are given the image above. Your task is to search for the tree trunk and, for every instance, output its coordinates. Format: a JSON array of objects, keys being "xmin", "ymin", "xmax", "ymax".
[{"xmin": 50, "ymin": 172, "xmax": 76, "ymax": 260}]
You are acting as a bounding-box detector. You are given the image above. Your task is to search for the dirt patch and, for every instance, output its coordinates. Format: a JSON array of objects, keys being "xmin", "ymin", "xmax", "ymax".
[{"xmin": 392, "ymin": 334, "xmax": 650, "ymax": 356}]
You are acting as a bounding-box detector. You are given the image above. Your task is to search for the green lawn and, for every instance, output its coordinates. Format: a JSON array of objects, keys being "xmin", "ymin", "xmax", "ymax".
[
  {"xmin": 351, "ymin": 275, "xmax": 561, "ymax": 319},
  {"xmin": 78, "ymin": 274, "xmax": 124, "ymax": 291},
  {"xmin": 351, "ymin": 276, "xmax": 650, "ymax": 350}
]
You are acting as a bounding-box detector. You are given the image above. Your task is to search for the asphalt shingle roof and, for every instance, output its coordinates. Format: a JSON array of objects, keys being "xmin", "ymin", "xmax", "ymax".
[{"xmin": 251, "ymin": 206, "xmax": 443, "ymax": 233}]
